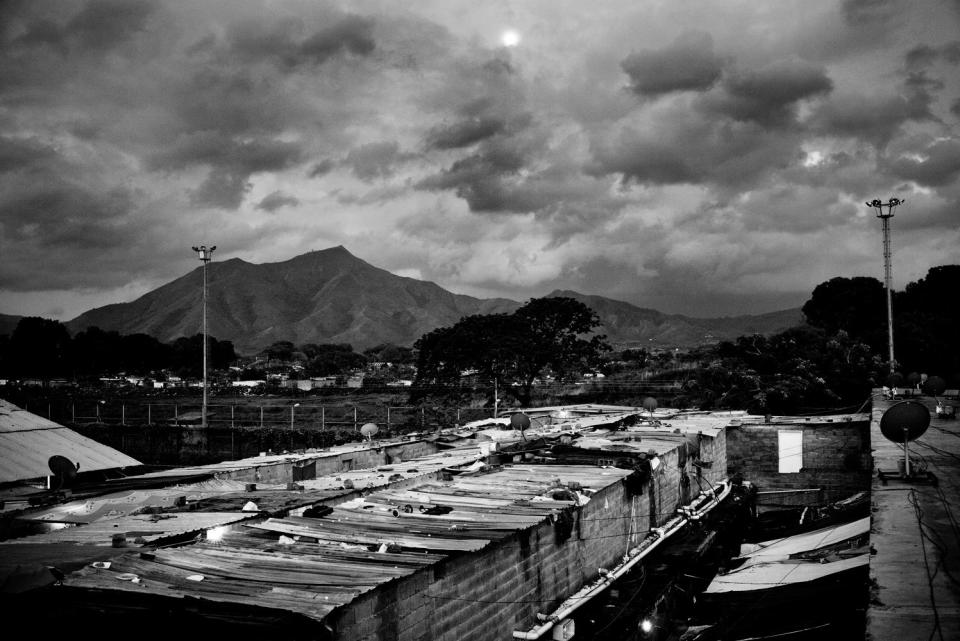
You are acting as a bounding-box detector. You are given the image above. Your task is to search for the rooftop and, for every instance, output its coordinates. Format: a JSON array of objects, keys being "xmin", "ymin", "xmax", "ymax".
[{"xmin": 867, "ymin": 392, "xmax": 960, "ymax": 640}]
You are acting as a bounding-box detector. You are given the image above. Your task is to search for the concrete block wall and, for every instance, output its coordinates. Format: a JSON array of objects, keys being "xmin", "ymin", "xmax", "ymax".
[
  {"xmin": 329, "ymin": 474, "xmax": 659, "ymax": 641},
  {"xmin": 726, "ymin": 422, "xmax": 871, "ymax": 504},
  {"xmin": 698, "ymin": 431, "xmax": 727, "ymax": 487},
  {"xmin": 218, "ymin": 441, "xmax": 440, "ymax": 484}
]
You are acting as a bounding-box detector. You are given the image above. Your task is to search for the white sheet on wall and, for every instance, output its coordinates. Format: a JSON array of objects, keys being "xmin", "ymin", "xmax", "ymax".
[{"xmin": 778, "ymin": 430, "xmax": 803, "ymax": 473}]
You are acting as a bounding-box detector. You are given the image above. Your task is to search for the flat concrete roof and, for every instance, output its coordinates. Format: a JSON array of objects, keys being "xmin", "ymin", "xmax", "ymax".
[{"xmin": 868, "ymin": 392, "xmax": 960, "ymax": 640}]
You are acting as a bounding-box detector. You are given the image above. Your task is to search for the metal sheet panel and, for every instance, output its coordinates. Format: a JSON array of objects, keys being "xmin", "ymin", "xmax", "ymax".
[{"xmin": 0, "ymin": 400, "xmax": 141, "ymax": 483}]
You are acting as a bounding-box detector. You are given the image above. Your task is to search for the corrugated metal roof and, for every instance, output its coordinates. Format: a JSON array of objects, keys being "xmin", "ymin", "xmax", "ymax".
[
  {"xmin": 6, "ymin": 511, "xmax": 254, "ymax": 546},
  {"xmin": 58, "ymin": 464, "xmax": 633, "ymax": 623},
  {"xmin": 0, "ymin": 400, "xmax": 141, "ymax": 483}
]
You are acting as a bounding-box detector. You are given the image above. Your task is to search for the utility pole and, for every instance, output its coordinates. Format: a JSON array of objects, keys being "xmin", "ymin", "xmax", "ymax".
[
  {"xmin": 192, "ymin": 244, "xmax": 216, "ymax": 427},
  {"xmin": 866, "ymin": 198, "xmax": 903, "ymax": 374}
]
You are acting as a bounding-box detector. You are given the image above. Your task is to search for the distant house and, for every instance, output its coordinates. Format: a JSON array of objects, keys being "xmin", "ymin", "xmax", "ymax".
[
  {"xmin": 346, "ymin": 375, "xmax": 365, "ymax": 388},
  {"xmin": 231, "ymin": 380, "xmax": 265, "ymax": 388}
]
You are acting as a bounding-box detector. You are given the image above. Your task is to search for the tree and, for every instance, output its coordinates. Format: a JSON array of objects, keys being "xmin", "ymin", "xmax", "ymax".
[
  {"xmin": 301, "ymin": 343, "xmax": 366, "ymax": 376},
  {"xmin": 512, "ymin": 297, "xmax": 610, "ymax": 404},
  {"xmin": 363, "ymin": 343, "xmax": 414, "ymax": 364},
  {"xmin": 263, "ymin": 341, "xmax": 297, "ymax": 363},
  {"xmin": 5, "ymin": 317, "xmax": 72, "ymax": 379},
  {"xmin": 412, "ymin": 297, "xmax": 610, "ymax": 406},
  {"xmin": 802, "ymin": 276, "xmax": 886, "ymax": 344}
]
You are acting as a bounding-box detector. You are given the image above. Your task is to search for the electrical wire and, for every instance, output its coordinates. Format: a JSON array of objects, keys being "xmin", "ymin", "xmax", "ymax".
[{"xmin": 908, "ymin": 489, "xmax": 945, "ymax": 641}]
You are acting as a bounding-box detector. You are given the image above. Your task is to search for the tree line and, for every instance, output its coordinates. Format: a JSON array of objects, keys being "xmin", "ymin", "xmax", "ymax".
[{"xmin": 0, "ymin": 321, "xmax": 236, "ymax": 380}]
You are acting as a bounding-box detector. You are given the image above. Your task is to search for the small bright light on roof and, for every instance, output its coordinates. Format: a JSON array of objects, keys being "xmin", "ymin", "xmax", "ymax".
[
  {"xmin": 207, "ymin": 526, "xmax": 228, "ymax": 543},
  {"xmin": 640, "ymin": 619, "xmax": 653, "ymax": 634}
]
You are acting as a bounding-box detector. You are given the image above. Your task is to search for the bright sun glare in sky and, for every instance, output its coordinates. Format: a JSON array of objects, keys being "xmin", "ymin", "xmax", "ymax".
[{"xmin": 501, "ymin": 29, "xmax": 520, "ymax": 47}]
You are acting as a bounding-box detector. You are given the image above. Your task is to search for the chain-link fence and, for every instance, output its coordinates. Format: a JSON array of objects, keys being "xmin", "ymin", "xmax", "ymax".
[{"xmin": 17, "ymin": 398, "xmax": 499, "ymax": 432}]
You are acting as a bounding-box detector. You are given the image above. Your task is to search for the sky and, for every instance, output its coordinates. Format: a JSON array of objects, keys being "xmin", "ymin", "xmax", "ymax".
[{"xmin": 1, "ymin": 0, "xmax": 959, "ymax": 321}]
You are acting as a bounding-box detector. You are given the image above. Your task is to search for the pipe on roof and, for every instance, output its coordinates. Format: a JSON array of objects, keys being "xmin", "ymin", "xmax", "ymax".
[{"xmin": 512, "ymin": 479, "xmax": 732, "ymax": 640}]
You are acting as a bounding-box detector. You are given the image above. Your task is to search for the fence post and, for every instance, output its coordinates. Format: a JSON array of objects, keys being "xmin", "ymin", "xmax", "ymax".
[
  {"xmin": 260, "ymin": 406, "xmax": 264, "ymax": 428},
  {"xmin": 456, "ymin": 407, "xmax": 460, "ymax": 425},
  {"xmin": 72, "ymin": 403, "xmax": 75, "ymax": 423},
  {"xmin": 48, "ymin": 403, "xmax": 52, "ymax": 419},
  {"xmin": 353, "ymin": 406, "xmax": 358, "ymax": 431},
  {"xmin": 321, "ymin": 406, "xmax": 325, "ymax": 431},
  {"xmin": 174, "ymin": 404, "xmax": 178, "ymax": 422},
  {"xmin": 421, "ymin": 406, "xmax": 425, "ymax": 429},
  {"xmin": 386, "ymin": 406, "xmax": 391, "ymax": 429},
  {"xmin": 147, "ymin": 403, "xmax": 151, "ymax": 425},
  {"xmin": 121, "ymin": 404, "xmax": 126, "ymax": 425},
  {"xmin": 231, "ymin": 405, "xmax": 235, "ymax": 429}
]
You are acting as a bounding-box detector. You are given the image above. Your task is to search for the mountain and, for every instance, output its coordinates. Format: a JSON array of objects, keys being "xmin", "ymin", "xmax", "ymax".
[
  {"xmin": 65, "ymin": 246, "xmax": 802, "ymax": 354},
  {"xmin": 66, "ymin": 246, "xmax": 518, "ymax": 353},
  {"xmin": 546, "ymin": 290, "xmax": 803, "ymax": 347}
]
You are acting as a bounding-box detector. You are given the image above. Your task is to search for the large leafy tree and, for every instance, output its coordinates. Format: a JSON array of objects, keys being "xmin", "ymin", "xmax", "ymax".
[
  {"xmin": 802, "ymin": 276, "xmax": 886, "ymax": 343},
  {"xmin": 412, "ymin": 297, "xmax": 609, "ymax": 406},
  {"xmin": 301, "ymin": 343, "xmax": 366, "ymax": 376},
  {"xmin": 3, "ymin": 317, "xmax": 72, "ymax": 379},
  {"xmin": 511, "ymin": 297, "xmax": 609, "ymax": 404}
]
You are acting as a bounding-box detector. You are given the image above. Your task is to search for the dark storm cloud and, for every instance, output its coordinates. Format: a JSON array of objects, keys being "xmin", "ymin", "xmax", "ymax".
[
  {"xmin": 5, "ymin": 0, "xmax": 155, "ymax": 56},
  {"xmin": 590, "ymin": 139, "xmax": 698, "ymax": 185},
  {"xmin": 842, "ymin": 0, "xmax": 902, "ymax": 26},
  {"xmin": 64, "ymin": 0, "xmax": 154, "ymax": 51},
  {"xmin": 227, "ymin": 13, "xmax": 375, "ymax": 70},
  {"xmin": 0, "ymin": 136, "xmax": 58, "ymax": 173},
  {"xmin": 426, "ymin": 117, "xmax": 508, "ymax": 149},
  {"xmin": 148, "ymin": 132, "xmax": 303, "ymax": 209},
  {"xmin": 620, "ymin": 31, "xmax": 724, "ymax": 97},
  {"xmin": 308, "ymin": 159, "xmax": 335, "ymax": 178},
  {"xmin": 698, "ymin": 60, "xmax": 833, "ymax": 126},
  {"xmin": 811, "ymin": 77, "xmax": 935, "ymax": 147},
  {"xmin": 884, "ymin": 139, "xmax": 960, "ymax": 186},
  {"xmin": 343, "ymin": 141, "xmax": 411, "ymax": 182},
  {"xmin": 590, "ymin": 110, "xmax": 799, "ymax": 189},
  {"xmin": 417, "ymin": 127, "xmax": 547, "ymax": 212},
  {"xmin": 256, "ymin": 190, "xmax": 300, "ymax": 212}
]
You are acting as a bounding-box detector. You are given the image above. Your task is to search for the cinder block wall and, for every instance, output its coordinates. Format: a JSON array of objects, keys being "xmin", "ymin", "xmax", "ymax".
[
  {"xmin": 328, "ymin": 466, "xmax": 687, "ymax": 641},
  {"xmin": 218, "ymin": 441, "xmax": 440, "ymax": 483},
  {"xmin": 726, "ymin": 422, "xmax": 871, "ymax": 505}
]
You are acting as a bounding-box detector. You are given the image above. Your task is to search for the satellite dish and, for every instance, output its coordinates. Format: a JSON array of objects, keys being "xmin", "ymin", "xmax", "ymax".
[
  {"xmin": 510, "ymin": 412, "xmax": 530, "ymax": 442},
  {"xmin": 922, "ymin": 376, "xmax": 946, "ymax": 397},
  {"xmin": 360, "ymin": 423, "xmax": 379, "ymax": 441},
  {"xmin": 878, "ymin": 401, "xmax": 932, "ymax": 482},
  {"xmin": 510, "ymin": 413, "xmax": 531, "ymax": 431},
  {"xmin": 879, "ymin": 401, "xmax": 930, "ymax": 443},
  {"xmin": 48, "ymin": 455, "xmax": 78, "ymax": 490}
]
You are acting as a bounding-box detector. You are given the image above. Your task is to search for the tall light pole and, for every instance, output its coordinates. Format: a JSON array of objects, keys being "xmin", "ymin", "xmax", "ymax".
[
  {"xmin": 865, "ymin": 198, "xmax": 903, "ymax": 374},
  {"xmin": 192, "ymin": 244, "xmax": 216, "ymax": 427}
]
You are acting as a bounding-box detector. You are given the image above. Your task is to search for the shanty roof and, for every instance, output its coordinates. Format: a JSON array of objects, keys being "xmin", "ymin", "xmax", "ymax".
[
  {"xmin": 60, "ymin": 464, "xmax": 632, "ymax": 624},
  {"xmin": 0, "ymin": 400, "xmax": 141, "ymax": 483}
]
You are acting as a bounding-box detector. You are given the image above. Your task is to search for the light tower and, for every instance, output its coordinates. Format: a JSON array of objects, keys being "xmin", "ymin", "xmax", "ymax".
[
  {"xmin": 192, "ymin": 244, "xmax": 216, "ymax": 427},
  {"xmin": 865, "ymin": 198, "xmax": 903, "ymax": 374}
]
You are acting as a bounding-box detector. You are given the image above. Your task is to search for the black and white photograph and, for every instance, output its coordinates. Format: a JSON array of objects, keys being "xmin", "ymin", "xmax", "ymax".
[{"xmin": 1, "ymin": 1, "xmax": 958, "ymax": 639}]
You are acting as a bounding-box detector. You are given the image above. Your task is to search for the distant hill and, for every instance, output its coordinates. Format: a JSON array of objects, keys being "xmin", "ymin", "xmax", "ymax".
[
  {"xmin": 67, "ymin": 246, "xmax": 517, "ymax": 353},
  {"xmin": 547, "ymin": 290, "xmax": 803, "ymax": 347},
  {"xmin": 65, "ymin": 246, "xmax": 802, "ymax": 354}
]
